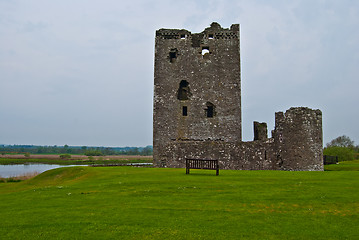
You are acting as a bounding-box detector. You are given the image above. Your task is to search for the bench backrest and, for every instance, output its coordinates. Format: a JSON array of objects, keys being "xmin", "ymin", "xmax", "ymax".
[{"xmin": 186, "ymin": 159, "xmax": 218, "ymax": 169}]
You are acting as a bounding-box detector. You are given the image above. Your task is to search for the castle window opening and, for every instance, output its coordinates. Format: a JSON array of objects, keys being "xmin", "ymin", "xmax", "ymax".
[
  {"xmin": 177, "ymin": 80, "xmax": 191, "ymax": 100},
  {"xmin": 182, "ymin": 106, "xmax": 188, "ymax": 116},
  {"xmin": 206, "ymin": 102, "xmax": 215, "ymax": 118},
  {"xmin": 169, "ymin": 48, "xmax": 178, "ymax": 63},
  {"xmin": 208, "ymin": 34, "xmax": 214, "ymax": 39},
  {"xmin": 181, "ymin": 34, "xmax": 186, "ymax": 39},
  {"xmin": 207, "ymin": 106, "xmax": 214, "ymax": 117},
  {"xmin": 202, "ymin": 47, "xmax": 210, "ymax": 56}
]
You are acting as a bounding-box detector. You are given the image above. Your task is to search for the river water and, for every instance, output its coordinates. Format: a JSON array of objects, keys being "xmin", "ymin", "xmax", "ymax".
[{"xmin": 0, "ymin": 164, "xmax": 82, "ymax": 178}]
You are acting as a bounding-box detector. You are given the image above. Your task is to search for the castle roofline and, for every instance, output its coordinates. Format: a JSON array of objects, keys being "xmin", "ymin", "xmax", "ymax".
[{"xmin": 156, "ymin": 22, "xmax": 239, "ymax": 37}]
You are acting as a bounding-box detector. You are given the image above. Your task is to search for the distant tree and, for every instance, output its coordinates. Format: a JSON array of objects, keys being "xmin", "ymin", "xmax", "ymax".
[
  {"xmin": 127, "ymin": 148, "xmax": 140, "ymax": 155},
  {"xmin": 141, "ymin": 146, "xmax": 153, "ymax": 156},
  {"xmin": 59, "ymin": 154, "xmax": 71, "ymax": 159},
  {"xmin": 84, "ymin": 150, "xmax": 103, "ymax": 156},
  {"xmin": 326, "ymin": 135, "xmax": 355, "ymax": 148},
  {"xmin": 36, "ymin": 146, "xmax": 44, "ymax": 154}
]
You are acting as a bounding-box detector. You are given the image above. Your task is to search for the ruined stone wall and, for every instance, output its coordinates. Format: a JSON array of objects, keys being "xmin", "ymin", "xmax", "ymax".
[
  {"xmin": 154, "ymin": 23, "xmax": 241, "ymax": 166},
  {"xmin": 153, "ymin": 23, "xmax": 323, "ymax": 171},
  {"xmin": 155, "ymin": 107, "xmax": 323, "ymax": 171},
  {"xmin": 161, "ymin": 139, "xmax": 277, "ymax": 170},
  {"xmin": 273, "ymin": 107, "xmax": 323, "ymax": 171}
]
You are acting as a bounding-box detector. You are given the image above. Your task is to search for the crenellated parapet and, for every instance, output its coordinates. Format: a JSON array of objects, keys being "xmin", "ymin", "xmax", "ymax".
[{"xmin": 156, "ymin": 22, "xmax": 239, "ymax": 40}]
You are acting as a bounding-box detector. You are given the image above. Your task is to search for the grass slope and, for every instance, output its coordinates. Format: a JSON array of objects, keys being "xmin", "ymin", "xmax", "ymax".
[
  {"xmin": 0, "ymin": 166, "xmax": 358, "ymax": 239},
  {"xmin": 324, "ymin": 160, "xmax": 359, "ymax": 171}
]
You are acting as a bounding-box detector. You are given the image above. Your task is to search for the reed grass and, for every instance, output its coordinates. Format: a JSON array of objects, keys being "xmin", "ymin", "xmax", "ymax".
[{"xmin": 0, "ymin": 172, "xmax": 39, "ymax": 183}]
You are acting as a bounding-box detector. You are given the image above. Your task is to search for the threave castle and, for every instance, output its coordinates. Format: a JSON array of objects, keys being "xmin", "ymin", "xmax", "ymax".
[{"xmin": 153, "ymin": 22, "xmax": 323, "ymax": 171}]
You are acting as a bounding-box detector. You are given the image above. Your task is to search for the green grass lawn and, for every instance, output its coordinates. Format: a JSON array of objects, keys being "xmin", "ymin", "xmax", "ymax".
[
  {"xmin": 324, "ymin": 159, "xmax": 359, "ymax": 171},
  {"xmin": 0, "ymin": 165, "xmax": 358, "ymax": 239}
]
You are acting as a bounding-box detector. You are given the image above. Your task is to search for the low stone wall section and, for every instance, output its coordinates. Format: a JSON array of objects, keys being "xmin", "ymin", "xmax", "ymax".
[{"xmin": 160, "ymin": 139, "xmax": 277, "ymax": 170}]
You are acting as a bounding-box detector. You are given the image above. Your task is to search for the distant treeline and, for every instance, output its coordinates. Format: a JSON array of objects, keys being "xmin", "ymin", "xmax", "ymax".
[{"xmin": 0, "ymin": 144, "xmax": 153, "ymax": 156}]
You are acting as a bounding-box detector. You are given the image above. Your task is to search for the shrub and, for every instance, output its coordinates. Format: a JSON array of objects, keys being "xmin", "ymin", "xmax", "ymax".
[
  {"xmin": 324, "ymin": 146, "xmax": 356, "ymax": 162},
  {"xmin": 24, "ymin": 153, "xmax": 30, "ymax": 158},
  {"xmin": 84, "ymin": 150, "xmax": 103, "ymax": 156},
  {"xmin": 59, "ymin": 154, "xmax": 71, "ymax": 159},
  {"xmin": 7, "ymin": 178, "xmax": 21, "ymax": 183}
]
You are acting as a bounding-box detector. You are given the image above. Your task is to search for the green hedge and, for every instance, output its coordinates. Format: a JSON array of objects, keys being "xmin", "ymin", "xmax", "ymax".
[{"xmin": 323, "ymin": 146, "xmax": 356, "ymax": 162}]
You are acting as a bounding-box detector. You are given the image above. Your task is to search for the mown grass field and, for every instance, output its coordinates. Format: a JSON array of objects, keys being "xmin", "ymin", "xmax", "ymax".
[
  {"xmin": 324, "ymin": 159, "xmax": 359, "ymax": 171},
  {"xmin": 0, "ymin": 162, "xmax": 358, "ymax": 239}
]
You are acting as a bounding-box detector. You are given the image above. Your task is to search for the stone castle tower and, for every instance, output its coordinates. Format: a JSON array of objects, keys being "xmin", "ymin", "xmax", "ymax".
[{"xmin": 153, "ymin": 23, "xmax": 323, "ymax": 171}]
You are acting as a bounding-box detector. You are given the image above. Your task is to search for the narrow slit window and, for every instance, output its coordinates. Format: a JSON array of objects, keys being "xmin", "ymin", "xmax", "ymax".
[
  {"xmin": 182, "ymin": 106, "xmax": 188, "ymax": 116},
  {"xmin": 207, "ymin": 106, "xmax": 213, "ymax": 117},
  {"xmin": 205, "ymin": 102, "xmax": 215, "ymax": 118}
]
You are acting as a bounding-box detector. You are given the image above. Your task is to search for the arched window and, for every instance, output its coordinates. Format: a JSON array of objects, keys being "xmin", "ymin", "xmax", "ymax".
[
  {"xmin": 202, "ymin": 47, "xmax": 210, "ymax": 56},
  {"xmin": 169, "ymin": 48, "xmax": 178, "ymax": 63},
  {"xmin": 177, "ymin": 80, "xmax": 191, "ymax": 100}
]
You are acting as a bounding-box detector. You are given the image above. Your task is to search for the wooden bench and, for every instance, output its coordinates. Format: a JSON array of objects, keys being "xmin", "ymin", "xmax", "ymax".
[{"xmin": 185, "ymin": 158, "xmax": 219, "ymax": 175}]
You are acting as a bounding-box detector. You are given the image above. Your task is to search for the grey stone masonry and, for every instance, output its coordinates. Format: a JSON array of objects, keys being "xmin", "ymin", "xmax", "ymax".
[
  {"xmin": 153, "ymin": 23, "xmax": 323, "ymax": 171},
  {"xmin": 273, "ymin": 107, "xmax": 323, "ymax": 171}
]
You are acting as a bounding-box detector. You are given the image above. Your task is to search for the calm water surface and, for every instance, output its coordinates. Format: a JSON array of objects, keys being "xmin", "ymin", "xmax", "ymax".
[{"xmin": 0, "ymin": 164, "xmax": 82, "ymax": 178}]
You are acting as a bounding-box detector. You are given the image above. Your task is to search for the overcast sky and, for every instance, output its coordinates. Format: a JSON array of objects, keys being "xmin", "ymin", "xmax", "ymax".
[{"xmin": 1, "ymin": 0, "xmax": 358, "ymax": 147}]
